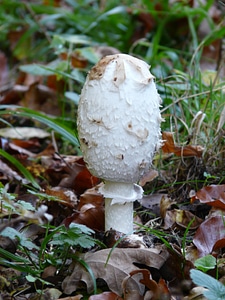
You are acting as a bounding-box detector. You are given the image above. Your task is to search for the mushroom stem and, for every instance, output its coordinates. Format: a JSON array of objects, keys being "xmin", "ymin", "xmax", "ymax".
[
  {"xmin": 100, "ymin": 181, "xmax": 143, "ymax": 234},
  {"xmin": 105, "ymin": 199, "xmax": 133, "ymax": 234}
]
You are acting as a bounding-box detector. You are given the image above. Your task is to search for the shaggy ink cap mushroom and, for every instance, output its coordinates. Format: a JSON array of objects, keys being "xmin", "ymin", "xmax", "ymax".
[{"xmin": 77, "ymin": 54, "xmax": 163, "ymax": 234}]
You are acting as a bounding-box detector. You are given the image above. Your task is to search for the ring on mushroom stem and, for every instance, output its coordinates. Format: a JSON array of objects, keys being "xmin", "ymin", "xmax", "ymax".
[{"xmin": 77, "ymin": 53, "xmax": 163, "ymax": 234}]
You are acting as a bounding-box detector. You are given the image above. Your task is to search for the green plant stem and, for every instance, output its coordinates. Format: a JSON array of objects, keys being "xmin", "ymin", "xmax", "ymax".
[{"xmin": 22, "ymin": 246, "xmax": 39, "ymax": 271}]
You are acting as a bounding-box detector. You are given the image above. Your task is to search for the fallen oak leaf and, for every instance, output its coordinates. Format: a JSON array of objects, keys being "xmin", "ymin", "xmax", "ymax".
[
  {"xmin": 62, "ymin": 246, "xmax": 169, "ymax": 296},
  {"xmin": 156, "ymin": 278, "xmax": 171, "ymax": 300}
]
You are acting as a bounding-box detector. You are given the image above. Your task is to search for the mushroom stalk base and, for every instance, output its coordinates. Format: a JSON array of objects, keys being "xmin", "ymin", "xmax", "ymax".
[
  {"xmin": 105, "ymin": 198, "xmax": 133, "ymax": 234},
  {"xmin": 100, "ymin": 181, "xmax": 143, "ymax": 234}
]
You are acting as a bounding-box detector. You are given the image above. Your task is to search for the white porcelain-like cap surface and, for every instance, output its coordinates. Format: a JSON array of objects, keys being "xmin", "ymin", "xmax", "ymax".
[{"xmin": 77, "ymin": 54, "xmax": 162, "ymax": 183}]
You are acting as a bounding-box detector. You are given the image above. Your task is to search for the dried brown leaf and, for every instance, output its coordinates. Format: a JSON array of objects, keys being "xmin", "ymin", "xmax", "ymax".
[
  {"xmin": 139, "ymin": 169, "xmax": 159, "ymax": 186},
  {"xmin": 160, "ymin": 195, "xmax": 176, "ymax": 219},
  {"xmin": 163, "ymin": 209, "xmax": 203, "ymax": 230},
  {"xmin": 63, "ymin": 186, "xmax": 104, "ymax": 230},
  {"xmin": 62, "ymin": 246, "xmax": 169, "ymax": 296},
  {"xmin": 191, "ymin": 184, "xmax": 225, "ymax": 210},
  {"xmin": 161, "ymin": 132, "xmax": 204, "ymax": 157},
  {"xmin": 193, "ymin": 215, "xmax": 225, "ymax": 257}
]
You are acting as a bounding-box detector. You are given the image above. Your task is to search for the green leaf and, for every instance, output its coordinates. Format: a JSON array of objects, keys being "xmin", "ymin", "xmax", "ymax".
[
  {"xmin": 0, "ymin": 247, "xmax": 30, "ymax": 264},
  {"xmin": 194, "ymin": 254, "xmax": 217, "ymax": 272},
  {"xmin": 84, "ymin": 6, "xmax": 127, "ymax": 33},
  {"xmin": 55, "ymin": 34, "xmax": 92, "ymax": 45},
  {"xmin": 1, "ymin": 227, "xmax": 39, "ymax": 250},
  {"xmin": 190, "ymin": 269, "xmax": 225, "ymax": 300},
  {"xmin": 26, "ymin": 274, "xmax": 52, "ymax": 286},
  {"xmin": 65, "ymin": 91, "xmax": 80, "ymax": 105},
  {"xmin": 0, "ymin": 247, "xmax": 39, "ymax": 276},
  {"xmin": 50, "ymin": 223, "xmax": 95, "ymax": 249},
  {"xmin": 17, "ymin": 200, "xmax": 35, "ymax": 211},
  {"xmin": 78, "ymin": 47, "xmax": 99, "ymax": 64},
  {"xmin": 70, "ymin": 69, "xmax": 85, "ymax": 83},
  {"xmin": 69, "ymin": 223, "xmax": 94, "ymax": 235},
  {"xmin": 26, "ymin": 274, "xmax": 37, "ymax": 283},
  {"xmin": 19, "ymin": 64, "xmax": 54, "ymax": 76},
  {"xmin": 73, "ymin": 236, "xmax": 96, "ymax": 248}
]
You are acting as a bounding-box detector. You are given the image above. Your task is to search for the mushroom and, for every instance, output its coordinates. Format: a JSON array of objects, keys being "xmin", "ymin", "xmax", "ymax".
[{"xmin": 77, "ymin": 54, "xmax": 162, "ymax": 234}]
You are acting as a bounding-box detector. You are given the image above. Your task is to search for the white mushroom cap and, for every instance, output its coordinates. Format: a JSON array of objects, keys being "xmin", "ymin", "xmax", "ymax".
[{"xmin": 77, "ymin": 54, "xmax": 162, "ymax": 184}]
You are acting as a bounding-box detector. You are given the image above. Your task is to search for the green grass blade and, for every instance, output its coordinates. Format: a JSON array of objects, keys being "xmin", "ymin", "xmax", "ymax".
[
  {"xmin": 0, "ymin": 247, "xmax": 39, "ymax": 276},
  {"xmin": 0, "ymin": 149, "xmax": 41, "ymax": 190},
  {"xmin": 73, "ymin": 255, "xmax": 97, "ymax": 295},
  {"xmin": 0, "ymin": 105, "xmax": 79, "ymax": 147}
]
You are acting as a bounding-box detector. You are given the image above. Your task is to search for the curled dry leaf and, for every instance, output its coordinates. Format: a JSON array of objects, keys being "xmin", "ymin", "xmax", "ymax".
[
  {"xmin": 163, "ymin": 209, "xmax": 203, "ymax": 230},
  {"xmin": 191, "ymin": 184, "xmax": 225, "ymax": 210},
  {"xmin": 62, "ymin": 246, "xmax": 169, "ymax": 296},
  {"xmin": 160, "ymin": 195, "xmax": 176, "ymax": 219},
  {"xmin": 161, "ymin": 132, "xmax": 204, "ymax": 157},
  {"xmin": 161, "ymin": 244, "xmax": 194, "ymax": 286},
  {"xmin": 122, "ymin": 269, "xmax": 171, "ymax": 300},
  {"xmin": 193, "ymin": 215, "xmax": 225, "ymax": 257}
]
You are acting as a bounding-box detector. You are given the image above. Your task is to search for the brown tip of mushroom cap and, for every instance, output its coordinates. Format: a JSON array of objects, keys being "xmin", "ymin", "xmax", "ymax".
[{"xmin": 89, "ymin": 56, "xmax": 115, "ymax": 80}]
